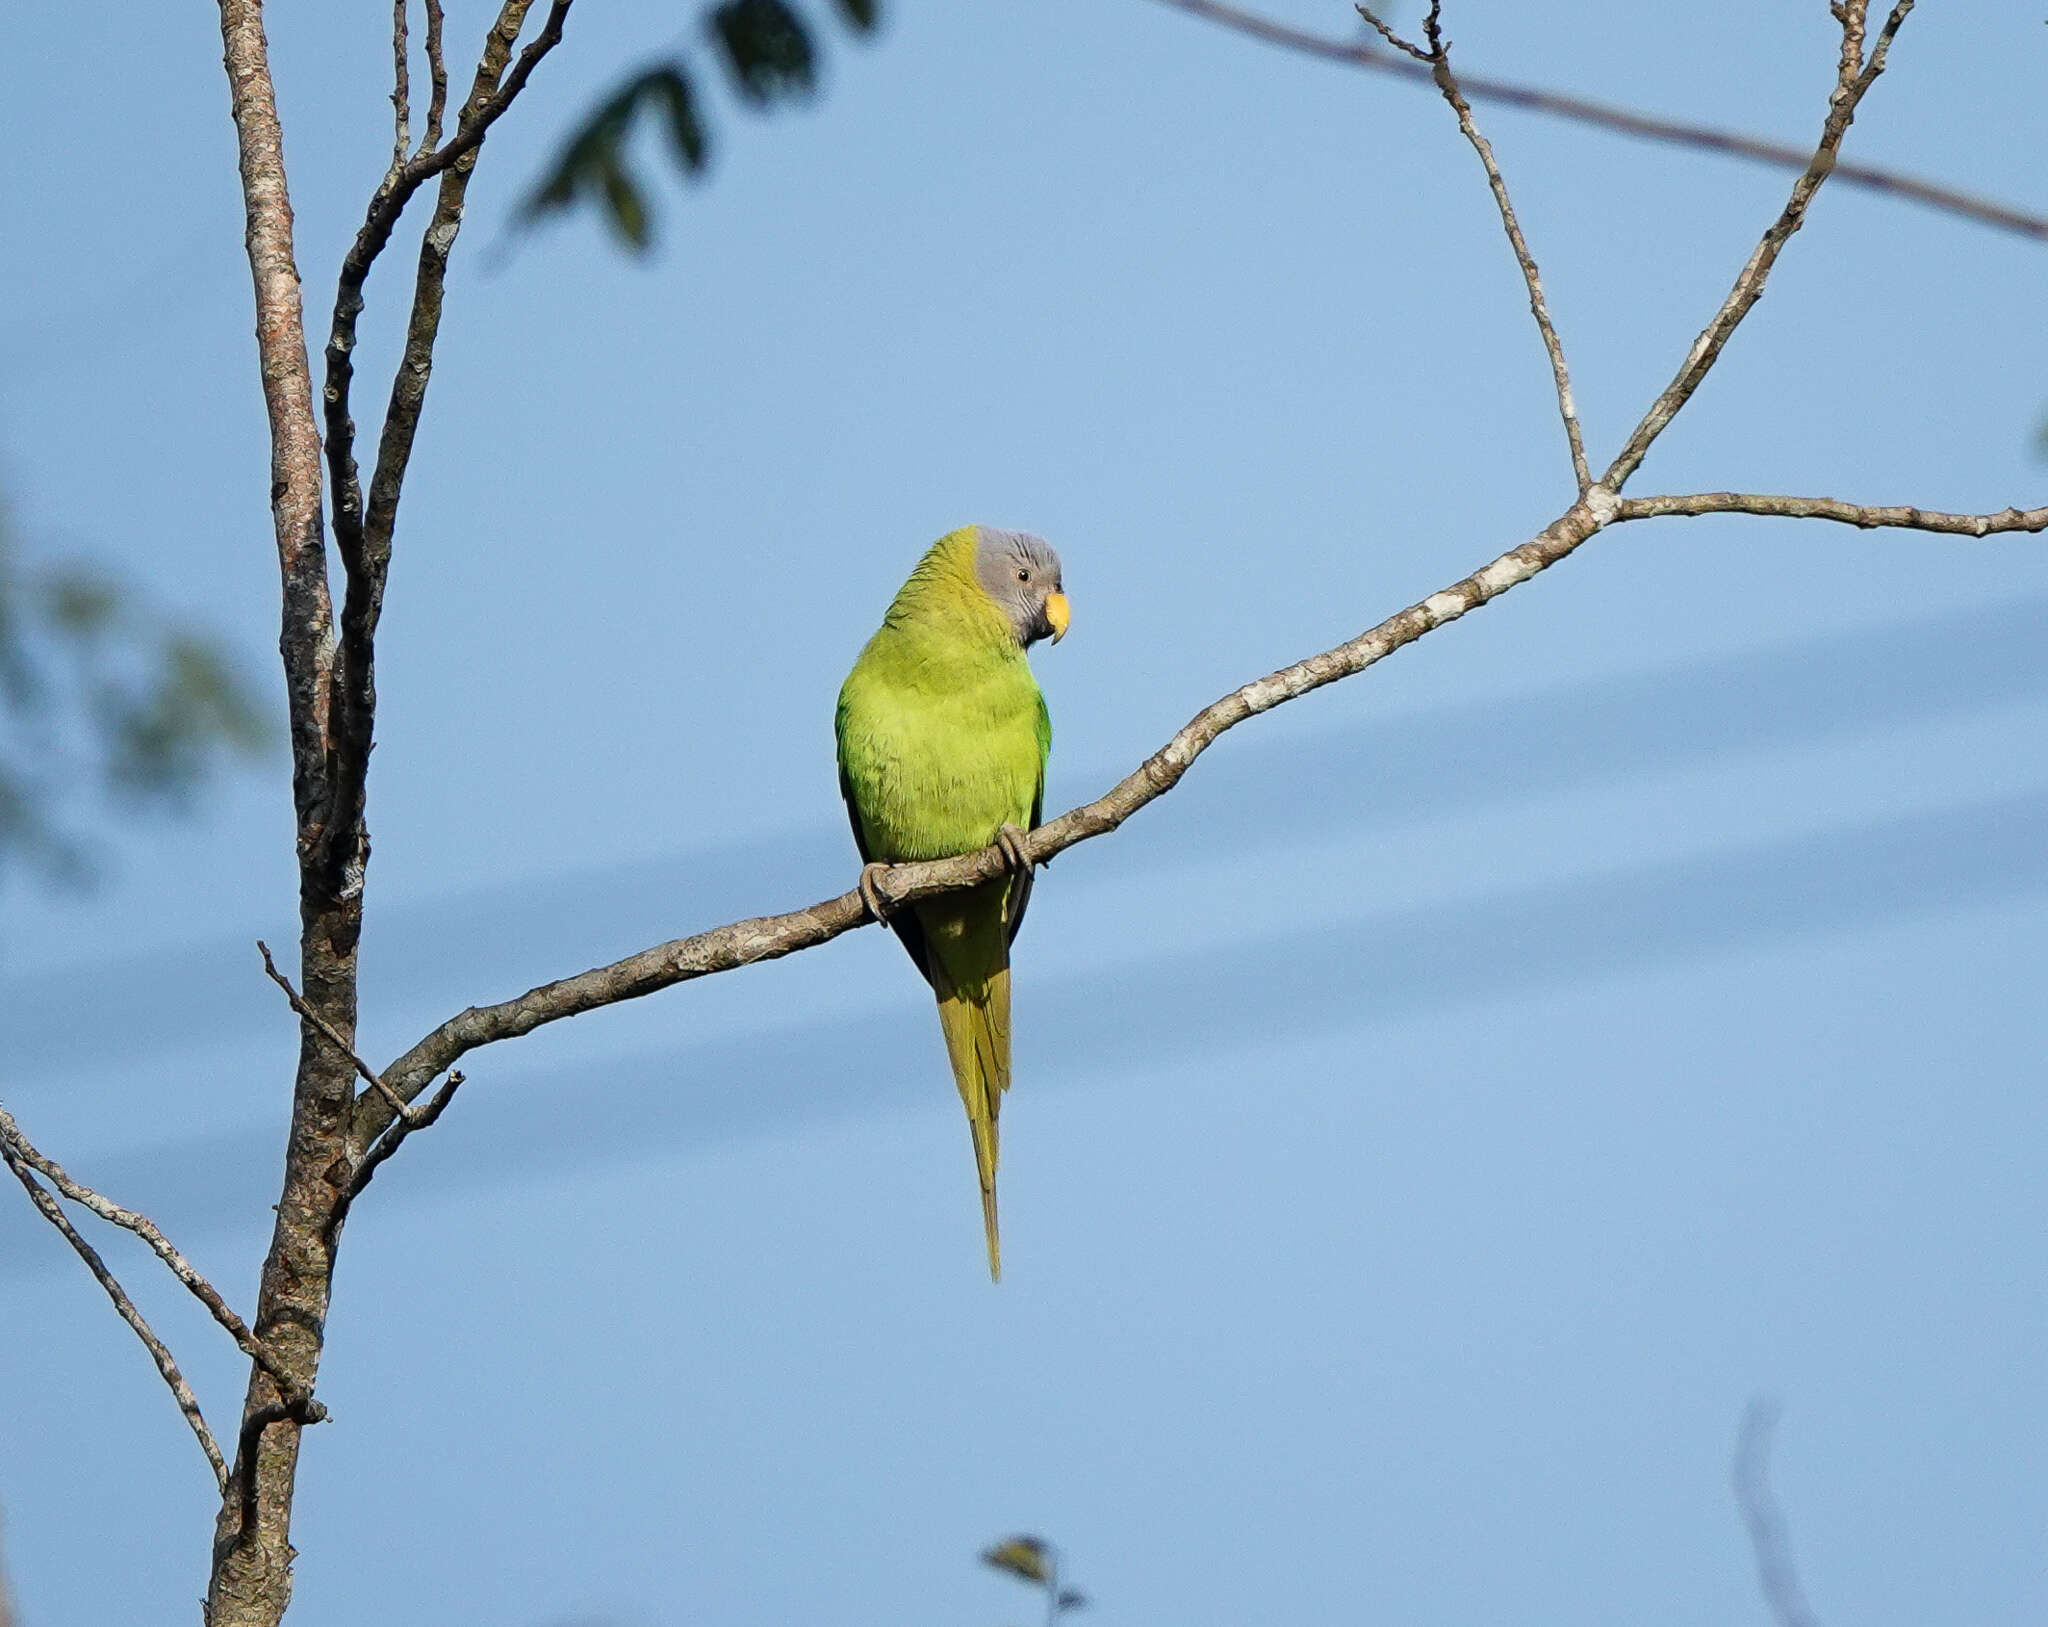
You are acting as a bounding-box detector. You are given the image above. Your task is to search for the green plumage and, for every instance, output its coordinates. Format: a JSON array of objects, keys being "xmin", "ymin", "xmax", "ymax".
[{"xmin": 835, "ymin": 526, "xmax": 1057, "ymax": 1281}]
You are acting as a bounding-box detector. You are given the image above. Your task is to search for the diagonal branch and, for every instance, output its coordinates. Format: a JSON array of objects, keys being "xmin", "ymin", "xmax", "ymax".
[
  {"xmin": 351, "ymin": 473, "xmax": 2042, "ymax": 1146},
  {"xmin": 1603, "ymin": 1, "xmax": 1914, "ymax": 490},
  {"xmin": 257, "ymin": 940, "xmax": 416, "ymax": 1125},
  {"xmin": 1393, "ymin": 0, "xmax": 1590, "ymax": 492},
  {"xmin": 0, "ymin": 1131, "xmax": 226, "ymax": 1490},
  {"xmin": 0, "ymin": 1103, "xmax": 318, "ymax": 1414},
  {"xmin": 1145, "ymin": 0, "xmax": 2047, "ymax": 245},
  {"xmin": 356, "ymin": 483, "xmax": 1626, "ymax": 1140}
]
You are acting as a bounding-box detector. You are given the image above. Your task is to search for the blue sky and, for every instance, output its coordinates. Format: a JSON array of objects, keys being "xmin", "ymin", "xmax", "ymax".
[{"xmin": 2, "ymin": 1, "xmax": 2044, "ymax": 1623}]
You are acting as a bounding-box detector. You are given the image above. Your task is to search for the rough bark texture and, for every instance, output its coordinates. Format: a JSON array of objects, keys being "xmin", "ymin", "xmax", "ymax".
[
  {"xmin": 207, "ymin": 5, "xmax": 572, "ymax": 1621},
  {"xmin": 209, "ymin": 3, "xmax": 354, "ymax": 1623}
]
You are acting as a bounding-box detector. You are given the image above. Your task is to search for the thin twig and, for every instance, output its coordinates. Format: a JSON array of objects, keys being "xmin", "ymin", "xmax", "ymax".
[
  {"xmin": 1353, "ymin": 1, "xmax": 1427, "ymax": 61},
  {"xmin": 1143, "ymin": 0, "xmax": 2048, "ymax": 245},
  {"xmin": 1602, "ymin": 2, "xmax": 1915, "ymax": 490},
  {"xmin": 1733, "ymin": 1399, "xmax": 1823, "ymax": 1627},
  {"xmin": 347, "ymin": 1071, "xmax": 465, "ymax": 1202},
  {"xmin": 421, "ymin": 0, "xmax": 449, "ymax": 154},
  {"xmin": 257, "ymin": 940, "xmax": 416, "ymax": 1125},
  {"xmin": 0, "ymin": 1137, "xmax": 226, "ymax": 1490},
  {"xmin": 391, "ymin": 0, "xmax": 412, "ymax": 171},
  {"xmin": 0, "ymin": 1102, "xmax": 312, "ymax": 1411},
  {"xmin": 1406, "ymin": 1, "xmax": 1591, "ymax": 492}
]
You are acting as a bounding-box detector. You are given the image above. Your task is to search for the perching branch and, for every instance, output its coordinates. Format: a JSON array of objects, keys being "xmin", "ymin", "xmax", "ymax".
[
  {"xmin": 1733, "ymin": 1399, "xmax": 1822, "ymax": 1627},
  {"xmin": 1603, "ymin": 1, "xmax": 1914, "ymax": 490},
  {"xmin": 344, "ymin": 2, "xmax": 2039, "ymax": 1147},
  {"xmin": 350, "ymin": 474, "xmax": 2046, "ymax": 1144},
  {"xmin": 1146, "ymin": 0, "xmax": 2048, "ymax": 245},
  {"xmin": 0, "ymin": 1129, "xmax": 226, "ymax": 1490}
]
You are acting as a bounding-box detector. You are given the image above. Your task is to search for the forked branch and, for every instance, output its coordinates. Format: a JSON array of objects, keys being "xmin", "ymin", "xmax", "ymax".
[
  {"xmin": 0, "ymin": 1131, "xmax": 226, "ymax": 1489},
  {"xmin": 0, "ymin": 1103, "xmax": 315, "ymax": 1415},
  {"xmin": 1604, "ymin": 1, "xmax": 1916, "ymax": 489}
]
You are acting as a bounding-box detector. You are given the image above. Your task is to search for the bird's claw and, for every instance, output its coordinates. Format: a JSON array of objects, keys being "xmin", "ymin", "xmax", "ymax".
[
  {"xmin": 994, "ymin": 823, "xmax": 1033, "ymax": 875},
  {"xmin": 858, "ymin": 862, "xmax": 897, "ymax": 923}
]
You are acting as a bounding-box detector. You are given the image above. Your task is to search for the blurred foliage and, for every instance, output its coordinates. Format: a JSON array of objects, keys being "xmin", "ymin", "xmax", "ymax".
[
  {"xmin": 0, "ymin": 513, "xmax": 271, "ymax": 885},
  {"xmin": 982, "ymin": 1534, "xmax": 1088, "ymax": 1623},
  {"xmin": 520, "ymin": 0, "xmax": 881, "ymax": 252}
]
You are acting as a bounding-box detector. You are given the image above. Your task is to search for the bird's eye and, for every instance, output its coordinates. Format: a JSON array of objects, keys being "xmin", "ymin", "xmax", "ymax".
[{"xmin": 1017, "ymin": 568, "xmax": 1031, "ymax": 583}]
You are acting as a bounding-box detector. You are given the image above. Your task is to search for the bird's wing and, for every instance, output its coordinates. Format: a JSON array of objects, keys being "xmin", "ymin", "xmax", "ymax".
[
  {"xmin": 1004, "ymin": 688, "xmax": 1052, "ymax": 946},
  {"xmin": 838, "ymin": 756, "xmax": 935, "ymax": 985}
]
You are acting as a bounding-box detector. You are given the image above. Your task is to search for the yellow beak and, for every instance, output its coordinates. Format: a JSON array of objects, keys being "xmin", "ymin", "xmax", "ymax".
[{"xmin": 1044, "ymin": 590, "xmax": 1070, "ymax": 644}]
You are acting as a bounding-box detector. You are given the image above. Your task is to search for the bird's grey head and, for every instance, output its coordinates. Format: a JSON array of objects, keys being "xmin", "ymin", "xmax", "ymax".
[{"xmin": 974, "ymin": 527, "xmax": 1069, "ymax": 648}]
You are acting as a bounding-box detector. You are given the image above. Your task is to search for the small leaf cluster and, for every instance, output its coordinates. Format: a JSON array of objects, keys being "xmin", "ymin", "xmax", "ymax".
[
  {"xmin": 522, "ymin": 0, "xmax": 881, "ymax": 252},
  {"xmin": 0, "ymin": 515, "xmax": 271, "ymax": 885}
]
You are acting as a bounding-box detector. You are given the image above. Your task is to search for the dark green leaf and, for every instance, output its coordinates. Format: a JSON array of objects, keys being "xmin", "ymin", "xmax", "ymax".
[
  {"xmin": 598, "ymin": 156, "xmax": 651, "ymax": 251},
  {"xmin": 709, "ymin": 0, "xmax": 817, "ymax": 105},
  {"xmin": 832, "ymin": 0, "xmax": 881, "ymax": 31},
  {"xmin": 642, "ymin": 66, "xmax": 709, "ymax": 173},
  {"xmin": 1056, "ymin": 1590, "xmax": 1090, "ymax": 1612}
]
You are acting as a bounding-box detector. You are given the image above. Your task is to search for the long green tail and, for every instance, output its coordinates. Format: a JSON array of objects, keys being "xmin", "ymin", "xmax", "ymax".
[{"xmin": 923, "ymin": 889, "xmax": 1012, "ymax": 1281}]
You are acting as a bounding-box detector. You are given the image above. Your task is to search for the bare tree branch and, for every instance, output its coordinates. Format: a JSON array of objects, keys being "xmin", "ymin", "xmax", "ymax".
[
  {"xmin": 217, "ymin": 0, "xmax": 336, "ymax": 861},
  {"xmin": 212, "ymin": 6, "xmax": 570, "ymax": 1618},
  {"xmin": 390, "ymin": 0, "xmax": 412, "ymax": 171},
  {"xmin": 323, "ymin": 0, "xmax": 573, "ymax": 692},
  {"xmin": 1390, "ymin": 1, "xmax": 1591, "ymax": 493},
  {"xmin": 1145, "ymin": 0, "xmax": 2048, "ymax": 246},
  {"xmin": 421, "ymin": 0, "xmax": 449, "ymax": 154},
  {"xmin": 1603, "ymin": 2, "xmax": 1914, "ymax": 490},
  {"xmin": 345, "ymin": 1070, "xmax": 464, "ymax": 1205},
  {"xmin": 324, "ymin": 0, "xmax": 574, "ymax": 897},
  {"xmin": 352, "ymin": 464, "xmax": 2046, "ymax": 1146},
  {"xmin": 257, "ymin": 939, "xmax": 416, "ymax": 1126},
  {"xmin": 1617, "ymin": 491, "xmax": 2047, "ymax": 535},
  {"xmin": 0, "ymin": 1132, "xmax": 226, "ymax": 1491},
  {"xmin": 1734, "ymin": 1398, "xmax": 1823, "ymax": 1627},
  {"xmin": 0, "ymin": 1104, "xmax": 313, "ymax": 1410}
]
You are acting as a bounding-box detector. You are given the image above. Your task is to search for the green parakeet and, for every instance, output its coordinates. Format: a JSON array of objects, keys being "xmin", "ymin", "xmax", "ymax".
[{"xmin": 835, "ymin": 525, "xmax": 1070, "ymax": 1281}]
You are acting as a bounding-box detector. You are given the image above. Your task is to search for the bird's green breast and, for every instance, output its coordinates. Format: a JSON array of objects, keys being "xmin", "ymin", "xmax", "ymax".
[{"xmin": 836, "ymin": 547, "xmax": 1050, "ymax": 863}]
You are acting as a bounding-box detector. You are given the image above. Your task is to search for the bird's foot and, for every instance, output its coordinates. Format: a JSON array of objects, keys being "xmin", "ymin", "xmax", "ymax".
[
  {"xmin": 857, "ymin": 862, "xmax": 897, "ymax": 923},
  {"xmin": 994, "ymin": 823, "xmax": 1033, "ymax": 875}
]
